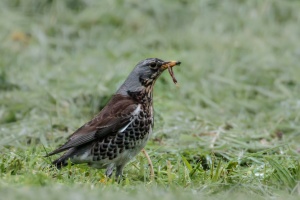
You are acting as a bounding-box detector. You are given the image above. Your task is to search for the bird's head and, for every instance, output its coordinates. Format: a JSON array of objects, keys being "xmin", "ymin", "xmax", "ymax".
[{"xmin": 116, "ymin": 58, "xmax": 181, "ymax": 98}]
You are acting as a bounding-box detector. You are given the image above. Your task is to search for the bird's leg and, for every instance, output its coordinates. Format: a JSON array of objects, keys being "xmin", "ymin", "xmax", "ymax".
[
  {"xmin": 115, "ymin": 164, "xmax": 125, "ymax": 182},
  {"xmin": 105, "ymin": 163, "xmax": 115, "ymax": 178},
  {"xmin": 141, "ymin": 148, "xmax": 154, "ymax": 181}
]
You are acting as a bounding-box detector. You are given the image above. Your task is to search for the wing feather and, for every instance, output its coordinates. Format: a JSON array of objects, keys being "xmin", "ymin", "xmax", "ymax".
[{"xmin": 46, "ymin": 94, "xmax": 139, "ymax": 157}]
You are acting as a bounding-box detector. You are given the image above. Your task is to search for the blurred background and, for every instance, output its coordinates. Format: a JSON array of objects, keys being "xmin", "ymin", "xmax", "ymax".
[
  {"xmin": 1, "ymin": 0, "xmax": 300, "ymax": 149},
  {"xmin": 0, "ymin": 0, "xmax": 300, "ymax": 198}
]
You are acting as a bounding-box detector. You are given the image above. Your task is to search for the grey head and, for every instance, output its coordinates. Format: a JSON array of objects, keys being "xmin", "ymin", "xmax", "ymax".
[{"xmin": 117, "ymin": 58, "xmax": 181, "ymax": 96}]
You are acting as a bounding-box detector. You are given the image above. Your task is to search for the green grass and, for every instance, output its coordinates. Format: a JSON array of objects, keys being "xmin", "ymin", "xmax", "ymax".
[{"xmin": 1, "ymin": 0, "xmax": 300, "ymax": 199}]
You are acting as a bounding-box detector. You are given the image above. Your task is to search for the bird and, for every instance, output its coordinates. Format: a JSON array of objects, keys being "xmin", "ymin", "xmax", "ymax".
[{"xmin": 46, "ymin": 58, "xmax": 181, "ymax": 179}]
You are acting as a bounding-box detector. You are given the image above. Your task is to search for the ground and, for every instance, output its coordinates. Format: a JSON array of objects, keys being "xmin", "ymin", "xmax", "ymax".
[{"xmin": 0, "ymin": 0, "xmax": 300, "ymax": 199}]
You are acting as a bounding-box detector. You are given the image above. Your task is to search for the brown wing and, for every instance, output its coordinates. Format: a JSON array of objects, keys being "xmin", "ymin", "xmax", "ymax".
[{"xmin": 46, "ymin": 94, "xmax": 138, "ymax": 156}]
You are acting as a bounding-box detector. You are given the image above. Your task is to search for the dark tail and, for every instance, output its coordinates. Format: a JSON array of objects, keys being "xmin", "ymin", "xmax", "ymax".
[
  {"xmin": 49, "ymin": 148, "xmax": 76, "ymax": 169},
  {"xmin": 52, "ymin": 156, "xmax": 68, "ymax": 169}
]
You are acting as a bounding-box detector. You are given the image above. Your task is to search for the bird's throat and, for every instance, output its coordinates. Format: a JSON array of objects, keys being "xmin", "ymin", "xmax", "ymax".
[{"xmin": 127, "ymin": 85, "xmax": 154, "ymax": 105}]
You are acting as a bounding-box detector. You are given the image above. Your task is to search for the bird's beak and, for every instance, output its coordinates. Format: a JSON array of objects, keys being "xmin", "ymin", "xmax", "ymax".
[{"xmin": 161, "ymin": 61, "xmax": 181, "ymax": 70}]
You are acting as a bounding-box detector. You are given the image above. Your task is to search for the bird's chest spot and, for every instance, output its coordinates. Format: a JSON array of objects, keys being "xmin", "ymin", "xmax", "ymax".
[
  {"xmin": 90, "ymin": 106, "xmax": 153, "ymax": 163},
  {"xmin": 116, "ymin": 108, "xmax": 153, "ymax": 148}
]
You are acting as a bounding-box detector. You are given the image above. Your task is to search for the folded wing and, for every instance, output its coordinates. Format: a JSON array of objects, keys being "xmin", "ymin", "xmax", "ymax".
[{"xmin": 46, "ymin": 94, "xmax": 138, "ymax": 156}]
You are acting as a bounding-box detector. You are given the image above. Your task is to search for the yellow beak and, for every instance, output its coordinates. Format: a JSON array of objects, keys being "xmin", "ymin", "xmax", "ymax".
[{"xmin": 161, "ymin": 61, "xmax": 181, "ymax": 70}]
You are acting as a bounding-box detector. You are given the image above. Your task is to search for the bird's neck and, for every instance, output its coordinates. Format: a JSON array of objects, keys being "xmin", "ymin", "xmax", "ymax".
[
  {"xmin": 126, "ymin": 85, "xmax": 154, "ymax": 105},
  {"xmin": 116, "ymin": 76, "xmax": 156, "ymax": 105}
]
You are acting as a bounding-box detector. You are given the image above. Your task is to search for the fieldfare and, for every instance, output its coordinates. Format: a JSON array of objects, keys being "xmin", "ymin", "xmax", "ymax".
[{"xmin": 46, "ymin": 58, "xmax": 181, "ymax": 179}]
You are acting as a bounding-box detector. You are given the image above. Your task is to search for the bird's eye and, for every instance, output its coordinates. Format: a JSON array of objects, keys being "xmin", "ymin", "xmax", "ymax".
[{"xmin": 149, "ymin": 62, "xmax": 157, "ymax": 69}]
